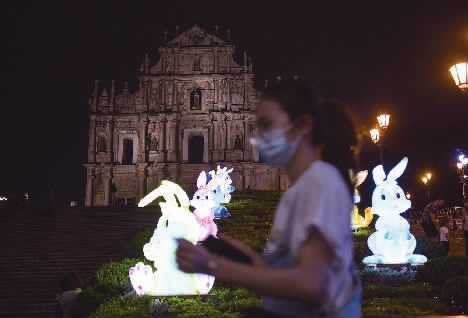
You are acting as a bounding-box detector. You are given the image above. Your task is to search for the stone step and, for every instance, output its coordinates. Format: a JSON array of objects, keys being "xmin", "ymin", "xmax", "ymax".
[{"xmin": 0, "ymin": 207, "xmax": 157, "ymax": 317}]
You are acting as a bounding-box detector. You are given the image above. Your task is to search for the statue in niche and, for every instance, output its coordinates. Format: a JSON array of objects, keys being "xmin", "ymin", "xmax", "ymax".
[
  {"xmin": 165, "ymin": 58, "xmax": 172, "ymax": 72},
  {"xmin": 192, "ymin": 56, "xmax": 201, "ymax": 71},
  {"xmin": 190, "ymin": 88, "xmax": 202, "ymax": 110},
  {"xmin": 149, "ymin": 136, "xmax": 159, "ymax": 152},
  {"xmin": 97, "ymin": 136, "xmax": 106, "ymax": 152},
  {"xmin": 234, "ymin": 135, "xmax": 242, "ymax": 150}
]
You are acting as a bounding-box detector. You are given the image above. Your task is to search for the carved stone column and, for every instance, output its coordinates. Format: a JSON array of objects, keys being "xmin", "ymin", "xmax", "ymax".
[
  {"xmin": 105, "ymin": 120, "xmax": 111, "ymax": 153},
  {"xmin": 214, "ymin": 79, "xmax": 219, "ymax": 106},
  {"xmin": 167, "ymin": 118, "xmax": 176, "ymax": 162},
  {"xmin": 85, "ymin": 167, "xmax": 94, "ymax": 207},
  {"xmin": 88, "ymin": 118, "xmax": 96, "ymax": 163},
  {"xmin": 143, "ymin": 80, "xmax": 148, "ymax": 108},
  {"xmin": 136, "ymin": 164, "xmax": 147, "ymax": 201},
  {"xmin": 214, "ymin": 49, "xmax": 218, "ymax": 73},
  {"xmin": 138, "ymin": 120, "xmax": 146, "ymax": 163},
  {"xmin": 103, "ymin": 167, "xmax": 111, "ymax": 206},
  {"xmin": 227, "ymin": 48, "xmax": 231, "ymax": 72},
  {"xmin": 161, "ymin": 80, "xmax": 166, "ymax": 110},
  {"xmin": 243, "ymin": 78, "xmax": 248, "ymax": 109},
  {"xmin": 161, "ymin": 117, "xmax": 168, "ymax": 161},
  {"xmin": 109, "ymin": 119, "xmax": 115, "ymax": 160},
  {"xmin": 174, "ymin": 48, "xmax": 179, "ymax": 72},
  {"xmin": 173, "ymin": 79, "xmax": 178, "ymax": 108},
  {"xmin": 226, "ymin": 119, "xmax": 232, "ymax": 150}
]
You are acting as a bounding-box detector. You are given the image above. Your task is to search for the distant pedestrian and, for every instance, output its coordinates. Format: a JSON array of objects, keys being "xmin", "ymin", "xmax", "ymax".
[
  {"xmin": 421, "ymin": 200, "xmax": 444, "ymax": 239},
  {"xmin": 111, "ymin": 183, "xmax": 118, "ymax": 207},
  {"xmin": 54, "ymin": 272, "xmax": 84, "ymax": 317},
  {"xmin": 439, "ymin": 217, "xmax": 450, "ymax": 256},
  {"xmin": 462, "ymin": 197, "xmax": 468, "ymax": 256}
]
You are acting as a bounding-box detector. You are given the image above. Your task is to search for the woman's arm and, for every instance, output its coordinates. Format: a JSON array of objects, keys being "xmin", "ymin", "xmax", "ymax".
[{"xmin": 177, "ymin": 227, "xmax": 332, "ymax": 303}]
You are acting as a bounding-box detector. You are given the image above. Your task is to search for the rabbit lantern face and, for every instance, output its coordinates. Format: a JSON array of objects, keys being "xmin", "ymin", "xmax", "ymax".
[
  {"xmin": 190, "ymin": 171, "xmax": 219, "ymax": 216},
  {"xmin": 371, "ymin": 158, "xmax": 411, "ymax": 217}
]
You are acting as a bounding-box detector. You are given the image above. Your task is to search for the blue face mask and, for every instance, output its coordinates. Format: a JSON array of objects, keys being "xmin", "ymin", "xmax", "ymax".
[{"xmin": 250, "ymin": 126, "xmax": 301, "ymax": 166}]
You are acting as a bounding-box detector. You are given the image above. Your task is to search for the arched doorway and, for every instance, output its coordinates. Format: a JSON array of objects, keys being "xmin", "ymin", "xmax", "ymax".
[{"xmin": 188, "ymin": 135, "xmax": 204, "ymax": 163}]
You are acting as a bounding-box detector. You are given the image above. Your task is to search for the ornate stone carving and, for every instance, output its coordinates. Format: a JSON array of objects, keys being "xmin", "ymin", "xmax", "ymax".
[{"xmin": 230, "ymin": 80, "xmax": 244, "ymax": 104}]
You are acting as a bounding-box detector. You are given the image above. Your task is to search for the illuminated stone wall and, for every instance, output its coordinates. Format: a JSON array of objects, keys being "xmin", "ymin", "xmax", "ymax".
[{"xmin": 84, "ymin": 25, "xmax": 289, "ymax": 206}]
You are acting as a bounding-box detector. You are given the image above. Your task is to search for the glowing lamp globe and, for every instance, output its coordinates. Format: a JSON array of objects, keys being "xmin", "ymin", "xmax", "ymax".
[
  {"xmin": 449, "ymin": 62, "xmax": 468, "ymax": 94},
  {"xmin": 370, "ymin": 128, "xmax": 380, "ymax": 144},
  {"xmin": 377, "ymin": 113, "xmax": 390, "ymax": 130},
  {"xmin": 362, "ymin": 157, "xmax": 427, "ymax": 265}
]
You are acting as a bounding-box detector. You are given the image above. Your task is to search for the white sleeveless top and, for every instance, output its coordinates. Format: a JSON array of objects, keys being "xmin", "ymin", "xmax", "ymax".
[{"xmin": 262, "ymin": 160, "xmax": 359, "ymax": 317}]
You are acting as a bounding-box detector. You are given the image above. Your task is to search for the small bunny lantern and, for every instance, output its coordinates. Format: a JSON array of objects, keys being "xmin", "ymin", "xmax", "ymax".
[
  {"xmin": 363, "ymin": 157, "xmax": 427, "ymax": 265},
  {"xmin": 191, "ymin": 171, "xmax": 219, "ymax": 241},
  {"xmin": 208, "ymin": 165, "xmax": 235, "ymax": 218}
]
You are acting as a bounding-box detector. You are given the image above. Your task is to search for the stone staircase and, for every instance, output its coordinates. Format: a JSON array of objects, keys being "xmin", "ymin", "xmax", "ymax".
[{"xmin": 0, "ymin": 206, "xmax": 157, "ymax": 318}]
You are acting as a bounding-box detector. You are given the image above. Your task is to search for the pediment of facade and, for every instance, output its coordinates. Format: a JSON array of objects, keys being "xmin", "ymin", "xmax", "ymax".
[{"xmin": 166, "ymin": 24, "xmax": 226, "ymax": 47}]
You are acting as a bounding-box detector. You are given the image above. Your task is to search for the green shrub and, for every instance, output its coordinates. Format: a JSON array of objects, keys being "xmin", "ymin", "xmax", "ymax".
[
  {"xmin": 210, "ymin": 287, "xmax": 261, "ymax": 313},
  {"xmin": 166, "ymin": 297, "xmax": 240, "ymax": 318},
  {"xmin": 440, "ymin": 275, "xmax": 468, "ymax": 312},
  {"xmin": 95, "ymin": 258, "xmax": 147, "ymax": 290},
  {"xmin": 363, "ymin": 297, "xmax": 449, "ymax": 316},
  {"xmin": 360, "ymin": 267, "xmax": 416, "ymax": 286},
  {"xmin": 415, "ymin": 256, "xmax": 468, "ymax": 291},
  {"xmin": 363, "ymin": 283, "xmax": 432, "ymax": 298},
  {"xmin": 70, "ymin": 284, "xmax": 121, "ymax": 318},
  {"xmin": 413, "ymin": 234, "xmax": 444, "ymax": 259},
  {"xmin": 353, "ymin": 240, "xmax": 369, "ymax": 265},
  {"xmin": 123, "ymin": 229, "xmax": 153, "ymax": 259},
  {"xmin": 219, "ymin": 192, "xmax": 277, "ymax": 253},
  {"xmin": 353, "ymin": 228, "xmax": 375, "ymax": 240},
  {"xmin": 89, "ymin": 295, "xmax": 153, "ymax": 318}
]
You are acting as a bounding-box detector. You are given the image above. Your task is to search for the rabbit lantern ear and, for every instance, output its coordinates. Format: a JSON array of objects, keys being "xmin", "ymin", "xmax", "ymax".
[
  {"xmin": 387, "ymin": 157, "xmax": 408, "ymax": 181},
  {"xmin": 372, "ymin": 165, "xmax": 386, "ymax": 186},
  {"xmin": 355, "ymin": 170, "xmax": 368, "ymax": 187},
  {"xmin": 226, "ymin": 168, "xmax": 233, "ymax": 174},
  {"xmin": 197, "ymin": 171, "xmax": 208, "ymax": 188}
]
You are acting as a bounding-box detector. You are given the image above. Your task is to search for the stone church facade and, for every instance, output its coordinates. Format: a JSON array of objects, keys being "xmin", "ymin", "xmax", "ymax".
[{"xmin": 84, "ymin": 25, "xmax": 289, "ymax": 207}]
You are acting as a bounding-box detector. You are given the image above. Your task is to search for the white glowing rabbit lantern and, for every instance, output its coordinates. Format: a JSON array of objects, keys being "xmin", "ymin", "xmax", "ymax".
[
  {"xmin": 208, "ymin": 165, "xmax": 235, "ymax": 218},
  {"xmin": 190, "ymin": 171, "xmax": 219, "ymax": 241},
  {"xmin": 363, "ymin": 157, "xmax": 427, "ymax": 264},
  {"xmin": 350, "ymin": 170, "xmax": 373, "ymax": 230},
  {"xmin": 129, "ymin": 180, "xmax": 214, "ymax": 295},
  {"xmin": 209, "ymin": 166, "xmax": 235, "ymax": 204}
]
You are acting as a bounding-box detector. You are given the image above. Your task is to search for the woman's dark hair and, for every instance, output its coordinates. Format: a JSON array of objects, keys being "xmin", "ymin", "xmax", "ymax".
[
  {"xmin": 60, "ymin": 272, "xmax": 84, "ymax": 292},
  {"xmin": 260, "ymin": 78, "xmax": 357, "ymax": 196}
]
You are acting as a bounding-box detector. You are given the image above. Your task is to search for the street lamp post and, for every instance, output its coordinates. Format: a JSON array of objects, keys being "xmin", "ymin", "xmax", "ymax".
[
  {"xmin": 370, "ymin": 127, "xmax": 381, "ymax": 163},
  {"xmin": 421, "ymin": 172, "xmax": 432, "ymax": 202},
  {"xmin": 369, "ymin": 112, "xmax": 390, "ymax": 165},
  {"xmin": 457, "ymin": 154, "xmax": 468, "ymax": 200},
  {"xmin": 449, "ymin": 62, "xmax": 468, "ymax": 95}
]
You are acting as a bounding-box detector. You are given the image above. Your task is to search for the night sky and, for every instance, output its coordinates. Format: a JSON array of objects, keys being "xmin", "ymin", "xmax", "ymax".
[{"xmin": 3, "ymin": 0, "xmax": 468, "ymax": 209}]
